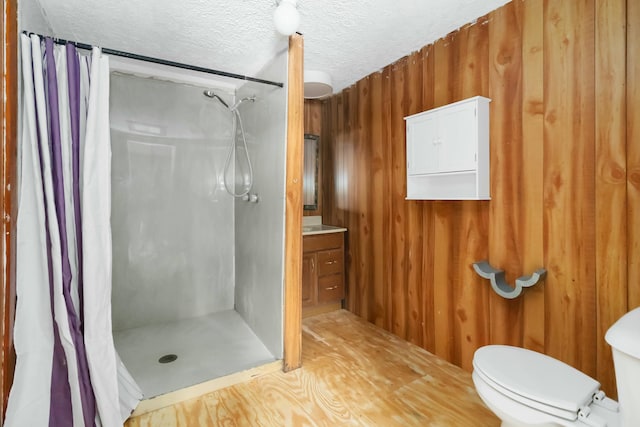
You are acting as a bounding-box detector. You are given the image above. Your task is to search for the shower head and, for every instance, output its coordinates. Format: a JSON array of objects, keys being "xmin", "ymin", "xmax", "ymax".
[
  {"xmin": 203, "ymin": 90, "xmax": 256, "ymax": 112},
  {"xmin": 230, "ymin": 96, "xmax": 256, "ymax": 112},
  {"xmin": 203, "ymin": 89, "xmax": 229, "ymax": 109}
]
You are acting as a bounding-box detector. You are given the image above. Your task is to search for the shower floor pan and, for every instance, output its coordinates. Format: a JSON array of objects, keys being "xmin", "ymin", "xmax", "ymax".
[{"xmin": 113, "ymin": 310, "xmax": 276, "ymax": 398}]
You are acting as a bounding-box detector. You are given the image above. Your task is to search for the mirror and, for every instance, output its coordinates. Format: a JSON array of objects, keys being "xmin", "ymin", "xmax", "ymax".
[{"xmin": 303, "ymin": 134, "xmax": 319, "ymax": 211}]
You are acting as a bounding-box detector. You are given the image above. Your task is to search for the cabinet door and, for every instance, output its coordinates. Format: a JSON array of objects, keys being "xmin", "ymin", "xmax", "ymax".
[
  {"xmin": 407, "ymin": 114, "xmax": 439, "ymax": 175},
  {"xmin": 302, "ymin": 252, "xmax": 316, "ymax": 307},
  {"xmin": 438, "ymin": 104, "xmax": 477, "ymax": 173}
]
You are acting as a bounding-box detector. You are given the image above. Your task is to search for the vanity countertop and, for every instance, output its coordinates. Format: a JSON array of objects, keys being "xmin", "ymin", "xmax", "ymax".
[{"xmin": 302, "ymin": 224, "xmax": 347, "ymax": 236}]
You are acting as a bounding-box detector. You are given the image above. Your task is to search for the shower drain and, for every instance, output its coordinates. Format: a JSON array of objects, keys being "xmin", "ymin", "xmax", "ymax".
[{"xmin": 158, "ymin": 354, "xmax": 178, "ymax": 364}]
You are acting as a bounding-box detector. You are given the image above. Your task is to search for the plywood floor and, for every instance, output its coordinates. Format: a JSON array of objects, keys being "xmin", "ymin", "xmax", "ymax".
[{"xmin": 125, "ymin": 310, "xmax": 499, "ymax": 426}]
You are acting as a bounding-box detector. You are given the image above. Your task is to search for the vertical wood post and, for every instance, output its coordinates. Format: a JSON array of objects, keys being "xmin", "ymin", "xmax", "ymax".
[
  {"xmin": 1, "ymin": 0, "xmax": 18, "ymax": 419},
  {"xmin": 283, "ymin": 33, "xmax": 304, "ymax": 371}
]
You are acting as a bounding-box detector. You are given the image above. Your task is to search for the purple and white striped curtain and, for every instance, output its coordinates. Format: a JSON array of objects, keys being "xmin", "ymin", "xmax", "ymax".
[{"xmin": 6, "ymin": 34, "xmax": 141, "ymax": 427}]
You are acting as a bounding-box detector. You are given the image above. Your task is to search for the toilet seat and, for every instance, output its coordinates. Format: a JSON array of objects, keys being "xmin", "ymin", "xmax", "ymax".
[{"xmin": 473, "ymin": 345, "xmax": 601, "ymax": 422}]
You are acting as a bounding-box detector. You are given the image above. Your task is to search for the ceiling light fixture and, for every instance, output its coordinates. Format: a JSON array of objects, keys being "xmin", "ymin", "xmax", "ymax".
[
  {"xmin": 273, "ymin": 0, "xmax": 300, "ymax": 36},
  {"xmin": 304, "ymin": 70, "xmax": 333, "ymax": 99}
]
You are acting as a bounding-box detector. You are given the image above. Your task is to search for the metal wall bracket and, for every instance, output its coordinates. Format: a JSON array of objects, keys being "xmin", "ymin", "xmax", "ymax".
[{"xmin": 472, "ymin": 261, "xmax": 546, "ymax": 299}]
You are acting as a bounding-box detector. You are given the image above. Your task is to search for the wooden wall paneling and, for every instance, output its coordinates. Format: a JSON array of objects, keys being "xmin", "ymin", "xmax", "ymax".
[
  {"xmin": 420, "ymin": 45, "xmax": 435, "ymax": 117},
  {"xmin": 343, "ymin": 88, "xmax": 357, "ymax": 313},
  {"xmin": 322, "ymin": 0, "xmax": 633, "ymax": 388},
  {"xmin": 322, "ymin": 96, "xmax": 338, "ymax": 226},
  {"xmin": 283, "ymin": 34, "xmax": 304, "ymax": 371},
  {"xmin": 343, "ymin": 89, "xmax": 354, "ymax": 262},
  {"xmin": 349, "ymin": 83, "xmax": 361, "ymax": 315},
  {"xmin": 520, "ymin": 0, "xmax": 545, "ymax": 354},
  {"xmin": 432, "ymin": 35, "xmax": 457, "ymax": 363},
  {"xmin": 338, "ymin": 92, "xmax": 348, "ymax": 239},
  {"xmin": 304, "ymin": 101, "xmax": 322, "ymax": 135},
  {"xmin": 450, "ymin": 19, "xmax": 491, "ymax": 372},
  {"xmin": 432, "ymin": 202, "xmax": 460, "ymax": 364},
  {"xmin": 336, "ymin": 89, "xmax": 351, "ymax": 311},
  {"xmin": 381, "ymin": 68, "xmax": 394, "ymax": 332},
  {"xmin": 404, "ymin": 51, "xmax": 424, "ymax": 347},
  {"xmin": 334, "ymin": 95, "xmax": 346, "ymax": 228},
  {"xmin": 325, "ymin": 96, "xmax": 336, "ymax": 225},
  {"xmin": 354, "ymin": 77, "xmax": 372, "ymax": 319},
  {"xmin": 315, "ymin": 105, "xmax": 324, "ymax": 219},
  {"xmin": 319, "ymin": 101, "xmax": 329, "ymax": 216},
  {"xmin": 303, "ymin": 100, "xmax": 323, "ymax": 217},
  {"xmin": 433, "ymin": 34, "xmax": 456, "ymax": 105},
  {"xmin": 368, "ymin": 72, "xmax": 387, "ymax": 328},
  {"xmin": 543, "ymin": 0, "xmax": 597, "ymax": 376},
  {"xmin": 628, "ymin": 0, "xmax": 640, "ymax": 310},
  {"xmin": 420, "ymin": 46, "xmax": 436, "ymax": 353},
  {"xmin": 389, "ymin": 58, "xmax": 409, "ymax": 338},
  {"xmin": 327, "ymin": 96, "xmax": 340, "ymax": 288},
  {"xmin": 487, "ymin": 0, "xmax": 526, "ymax": 347},
  {"xmin": 595, "ymin": 0, "xmax": 627, "ymax": 397},
  {"xmin": 1, "ymin": 0, "xmax": 17, "ymax": 417},
  {"xmin": 455, "ymin": 19, "xmax": 490, "ymax": 98}
]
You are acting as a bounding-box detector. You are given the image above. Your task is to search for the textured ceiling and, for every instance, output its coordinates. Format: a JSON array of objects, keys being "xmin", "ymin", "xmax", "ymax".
[{"xmin": 25, "ymin": 0, "xmax": 510, "ymax": 93}]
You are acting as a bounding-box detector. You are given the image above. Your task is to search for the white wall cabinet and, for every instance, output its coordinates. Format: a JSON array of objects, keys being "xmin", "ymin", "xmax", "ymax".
[{"xmin": 405, "ymin": 96, "xmax": 491, "ymax": 200}]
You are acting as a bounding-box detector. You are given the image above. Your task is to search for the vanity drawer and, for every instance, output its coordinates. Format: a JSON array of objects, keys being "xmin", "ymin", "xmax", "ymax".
[
  {"xmin": 317, "ymin": 274, "xmax": 344, "ymax": 303},
  {"xmin": 303, "ymin": 233, "xmax": 343, "ymax": 253},
  {"xmin": 317, "ymin": 249, "xmax": 343, "ymax": 276}
]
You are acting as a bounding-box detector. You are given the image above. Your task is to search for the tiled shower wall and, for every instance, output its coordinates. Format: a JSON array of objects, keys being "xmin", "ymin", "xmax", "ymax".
[
  {"xmin": 234, "ymin": 47, "xmax": 288, "ymax": 359},
  {"xmin": 110, "ymin": 73, "xmax": 235, "ymax": 331}
]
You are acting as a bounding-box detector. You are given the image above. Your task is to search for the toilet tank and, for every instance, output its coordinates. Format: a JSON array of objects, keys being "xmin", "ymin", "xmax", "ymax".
[{"xmin": 605, "ymin": 307, "xmax": 640, "ymax": 427}]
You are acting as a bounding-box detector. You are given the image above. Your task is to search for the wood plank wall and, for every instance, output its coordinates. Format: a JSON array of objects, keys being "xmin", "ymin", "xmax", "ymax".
[
  {"xmin": 628, "ymin": 0, "xmax": 640, "ymax": 313},
  {"xmin": 318, "ymin": 0, "xmax": 637, "ymax": 397}
]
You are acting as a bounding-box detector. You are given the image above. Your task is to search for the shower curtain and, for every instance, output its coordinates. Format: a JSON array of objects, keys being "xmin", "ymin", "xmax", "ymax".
[{"xmin": 5, "ymin": 34, "xmax": 142, "ymax": 426}]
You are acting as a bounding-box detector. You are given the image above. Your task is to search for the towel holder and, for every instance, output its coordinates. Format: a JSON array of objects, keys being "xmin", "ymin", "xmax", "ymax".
[{"xmin": 472, "ymin": 261, "xmax": 546, "ymax": 299}]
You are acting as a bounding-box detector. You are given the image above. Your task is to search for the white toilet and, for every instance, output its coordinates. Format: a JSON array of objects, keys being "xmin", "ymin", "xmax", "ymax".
[{"xmin": 472, "ymin": 307, "xmax": 640, "ymax": 427}]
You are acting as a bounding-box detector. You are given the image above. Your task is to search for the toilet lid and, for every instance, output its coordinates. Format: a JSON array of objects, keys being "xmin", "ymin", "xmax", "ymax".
[
  {"xmin": 473, "ymin": 345, "xmax": 601, "ymax": 420},
  {"xmin": 605, "ymin": 307, "xmax": 640, "ymax": 358}
]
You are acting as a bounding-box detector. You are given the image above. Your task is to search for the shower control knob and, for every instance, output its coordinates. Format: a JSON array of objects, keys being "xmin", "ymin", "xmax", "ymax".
[
  {"xmin": 242, "ymin": 194, "xmax": 250, "ymax": 201},
  {"xmin": 249, "ymin": 194, "xmax": 259, "ymax": 203}
]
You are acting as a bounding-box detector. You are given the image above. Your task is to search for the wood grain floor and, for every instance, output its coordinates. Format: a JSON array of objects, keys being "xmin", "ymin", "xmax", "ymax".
[{"xmin": 125, "ymin": 310, "xmax": 499, "ymax": 426}]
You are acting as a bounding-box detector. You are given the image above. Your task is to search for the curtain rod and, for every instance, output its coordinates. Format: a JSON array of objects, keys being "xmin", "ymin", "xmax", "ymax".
[{"xmin": 23, "ymin": 31, "xmax": 284, "ymax": 88}]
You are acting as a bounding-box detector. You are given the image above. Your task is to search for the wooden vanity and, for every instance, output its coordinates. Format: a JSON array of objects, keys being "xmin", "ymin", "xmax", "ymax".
[{"xmin": 302, "ymin": 231, "xmax": 346, "ymax": 317}]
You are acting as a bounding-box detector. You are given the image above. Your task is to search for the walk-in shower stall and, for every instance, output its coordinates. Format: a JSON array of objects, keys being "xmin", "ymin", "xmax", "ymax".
[{"xmin": 108, "ymin": 51, "xmax": 288, "ymax": 399}]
